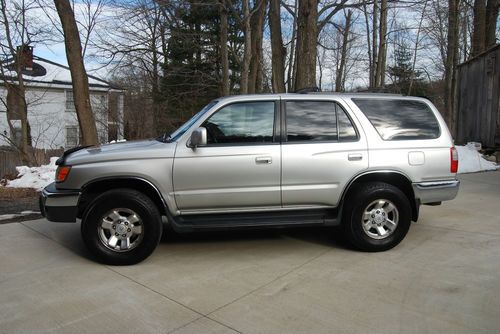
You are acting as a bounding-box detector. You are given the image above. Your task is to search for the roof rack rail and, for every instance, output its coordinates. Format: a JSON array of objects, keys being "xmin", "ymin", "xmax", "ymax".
[
  {"xmin": 354, "ymin": 87, "xmax": 393, "ymax": 93},
  {"xmin": 294, "ymin": 87, "xmax": 321, "ymax": 94}
]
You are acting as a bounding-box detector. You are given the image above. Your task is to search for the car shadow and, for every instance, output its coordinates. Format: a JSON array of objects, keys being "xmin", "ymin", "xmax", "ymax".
[
  {"xmin": 160, "ymin": 224, "xmax": 352, "ymax": 250},
  {"xmin": 27, "ymin": 220, "xmax": 351, "ymax": 264}
]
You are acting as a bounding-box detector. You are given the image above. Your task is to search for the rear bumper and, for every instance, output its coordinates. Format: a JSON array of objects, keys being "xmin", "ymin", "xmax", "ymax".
[
  {"xmin": 40, "ymin": 182, "xmax": 79, "ymax": 223},
  {"xmin": 412, "ymin": 180, "xmax": 460, "ymax": 204}
]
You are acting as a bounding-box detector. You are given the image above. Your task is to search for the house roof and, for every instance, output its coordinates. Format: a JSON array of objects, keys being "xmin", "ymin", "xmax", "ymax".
[{"xmin": 0, "ymin": 55, "xmax": 124, "ymax": 92}]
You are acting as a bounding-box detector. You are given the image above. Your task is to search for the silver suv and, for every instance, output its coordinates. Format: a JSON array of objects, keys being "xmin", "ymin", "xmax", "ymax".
[{"xmin": 40, "ymin": 93, "xmax": 460, "ymax": 265}]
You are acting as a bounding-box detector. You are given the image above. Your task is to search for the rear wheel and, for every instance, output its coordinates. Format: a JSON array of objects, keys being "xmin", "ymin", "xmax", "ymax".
[
  {"xmin": 81, "ymin": 189, "xmax": 162, "ymax": 265},
  {"xmin": 343, "ymin": 182, "xmax": 411, "ymax": 252}
]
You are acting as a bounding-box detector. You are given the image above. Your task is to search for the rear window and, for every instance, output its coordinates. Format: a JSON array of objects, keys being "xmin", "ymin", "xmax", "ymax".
[{"xmin": 352, "ymin": 99, "xmax": 440, "ymax": 140}]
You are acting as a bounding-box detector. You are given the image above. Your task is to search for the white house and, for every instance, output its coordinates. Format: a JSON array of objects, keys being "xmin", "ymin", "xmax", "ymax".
[{"xmin": 0, "ymin": 56, "xmax": 125, "ymax": 149}]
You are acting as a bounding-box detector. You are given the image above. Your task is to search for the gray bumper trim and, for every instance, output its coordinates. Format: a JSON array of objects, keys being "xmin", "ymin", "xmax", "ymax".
[
  {"xmin": 412, "ymin": 180, "xmax": 460, "ymax": 204},
  {"xmin": 40, "ymin": 182, "xmax": 80, "ymax": 222}
]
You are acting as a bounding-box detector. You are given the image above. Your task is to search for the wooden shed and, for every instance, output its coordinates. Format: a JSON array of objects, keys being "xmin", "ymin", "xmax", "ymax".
[{"xmin": 456, "ymin": 44, "xmax": 500, "ymax": 148}]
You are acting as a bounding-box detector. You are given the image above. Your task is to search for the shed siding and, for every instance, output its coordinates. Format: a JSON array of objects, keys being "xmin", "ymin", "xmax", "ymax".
[{"xmin": 456, "ymin": 45, "xmax": 500, "ymax": 147}]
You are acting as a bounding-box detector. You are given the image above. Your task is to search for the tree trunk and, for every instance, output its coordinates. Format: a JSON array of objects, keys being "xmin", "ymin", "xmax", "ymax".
[
  {"xmin": 408, "ymin": 0, "xmax": 428, "ymax": 95},
  {"xmin": 472, "ymin": 0, "xmax": 486, "ymax": 56},
  {"xmin": 294, "ymin": 0, "xmax": 318, "ymax": 91},
  {"xmin": 375, "ymin": 0, "xmax": 387, "ymax": 87},
  {"xmin": 371, "ymin": 0, "xmax": 378, "ymax": 88},
  {"xmin": 287, "ymin": 1, "xmax": 298, "ymax": 92},
  {"xmin": 0, "ymin": 1, "xmax": 33, "ymax": 164},
  {"xmin": 269, "ymin": 0, "xmax": 286, "ymax": 93},
  {"xmin": 241, "ymin": 0, "xmax": 251, "ymax": 94},
  {"xmin": 335, "ymin": 10, "xmax": 352, "ymax": 92},
  {"xmin": 220, "ymin": 0, "xmax": 229, "ymax": 96},
  {"xmin": 362, "ymin": 0, "xmax": 373, "ymax": 88},
  {"xmin": 444, "ymin": 0, "xmax": 459, "ymax": 133},
  {"xmin": 485, "ymin": 0, "xmax": 499, "ymax": 48},
  {"xmin": 6, "ymin": 84, "xmax": 32, "ymax": 164},
  {"xmin": 248, "ymin": 0, "xmax": 267, "ymax": 93},
  {"xmin": 54, "ymin": 0, "xmax": 99, "ymax": 146}
]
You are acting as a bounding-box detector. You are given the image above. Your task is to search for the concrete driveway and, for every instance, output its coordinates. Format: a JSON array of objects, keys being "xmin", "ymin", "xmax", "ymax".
[{"xmin": 1, "ymin": 170, "xmax": 499, "ymax": 334}]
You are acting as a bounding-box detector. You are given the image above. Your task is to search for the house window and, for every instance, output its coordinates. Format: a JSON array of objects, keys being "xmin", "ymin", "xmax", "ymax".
[
  {"xmin": 66, "ymin": 126, "xmax": 78, "ymax": 147},
  {"xmin": 65, "ymin": 90, "xmax": 75, "ymax": 112}
]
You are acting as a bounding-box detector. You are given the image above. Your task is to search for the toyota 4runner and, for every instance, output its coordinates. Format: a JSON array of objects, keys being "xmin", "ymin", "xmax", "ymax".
[{"xmin": 40, "ymin": 93, "xmax": 460, "ymax": 265}]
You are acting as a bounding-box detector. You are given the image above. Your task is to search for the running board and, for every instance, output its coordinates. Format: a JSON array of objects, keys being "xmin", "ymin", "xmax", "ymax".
[{"xmin": 170, "ymin": 209, "xmax": 339, "ymax": 232}]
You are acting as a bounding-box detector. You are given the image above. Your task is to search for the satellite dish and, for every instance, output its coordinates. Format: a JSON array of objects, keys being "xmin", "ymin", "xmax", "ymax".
[
  {"xmin": 5, "ymin": 61, "xmax": 47, "ymax": 77},
  {"xmin": 21, "ymin": 62, "xmax": 47, "ymax": 77}
]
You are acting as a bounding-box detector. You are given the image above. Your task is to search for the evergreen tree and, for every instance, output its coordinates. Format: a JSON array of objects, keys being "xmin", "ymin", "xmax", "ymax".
[
  {"xmin": 161, "ymin": 0, "xmax": 242, "ymax": 132},
  {"xmin": 388, "ymin": 43, "xmax": 422, "ymax": 94}
]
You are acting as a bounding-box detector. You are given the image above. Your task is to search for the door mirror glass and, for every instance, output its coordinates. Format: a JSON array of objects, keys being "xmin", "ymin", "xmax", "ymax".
[{"xmin": 188, "ymin": 127, "xmax": 207, "ymax": 148}]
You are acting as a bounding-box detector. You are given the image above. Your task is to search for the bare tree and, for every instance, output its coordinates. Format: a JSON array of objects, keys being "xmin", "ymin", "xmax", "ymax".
[
  {"xmin": 444, "ymin": 0, "xmax": 459, "ymax": 131},
  {"xmin": 472, "ymin": 0, "xmax": 486, "ymax": 56},
  {"xmin": 269, "ymin": 0, "xmax": 286, "ymax": 92},
  {"xmin": 248, "ymin": 0, "xmax": 267, "ymax": 93},
  {"xmin": 374, "ymin": 0, "xmax": 387, "ymax": 87},
  {"xmin": 77, "ymin": 0, "xmax": 106, "ymax": 58},
  {"xmin": 294, "ymin": 0, "xmax": 318, "ymax": 90},
  {"xmin": 54, "ymin": 0, "xmax": 99, "ymax": 145},
  {"xmin": 0, "ymin": 0, "xmax": 54, "ymax": 163},
  {"xmin": 408, "ymin": 0, "xmax": 428, "ymax": 95},
  {"xmin": 485, "ymin": 0, "xmax": 499, "ymax": 48},
  {"xmin": 241, "ymin": 0, "xmax": 251, "ymax": 93},
  {"xmin": 283, "ymin": 0, "xmax": 298, "ymax": 92},
  {"xmin": 335, "ymin": 9, "xmax": 352, "ymax": 92},
  {"xmin": 473, "ymin": 0, "xmax": 499, "ymax": 55},
  {"xmin": 219, "ymin": 0, "xmax": 229, "ymax": 96}
]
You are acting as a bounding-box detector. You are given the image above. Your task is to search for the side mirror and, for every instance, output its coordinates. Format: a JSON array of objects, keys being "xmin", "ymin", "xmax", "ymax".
[{"xmin": 188, "ymin": 127, "xmax": 207, "ymax": 148}]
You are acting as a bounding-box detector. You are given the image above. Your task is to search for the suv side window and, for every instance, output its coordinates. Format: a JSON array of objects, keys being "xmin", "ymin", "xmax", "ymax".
[
  {"xmin": 337, "ymin": 106, "xmax": 358, "ymax": 141},
  {"xmin": 352, "ymin": 98, "xmax": 440, "ymax": 140},
  {"xmin": 285, "ymin": 101, "xmax": 358, "ymax": 142},
  {"xmin": 286, "ymin": 101, "xmax": 337, "ymax": 142},
  {"xmin": 203, "ymin": 101, "xmax": 276, "ymax": 144}
]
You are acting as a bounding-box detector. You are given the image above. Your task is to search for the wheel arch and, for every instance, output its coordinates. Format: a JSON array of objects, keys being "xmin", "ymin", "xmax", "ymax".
[
  {"xmin": 77, "ymin": 177, "xmax": 170, "ymax": 219},
  {"xmin": 340, "ymin": 170, "xmax": 419, "ymax": 222}
]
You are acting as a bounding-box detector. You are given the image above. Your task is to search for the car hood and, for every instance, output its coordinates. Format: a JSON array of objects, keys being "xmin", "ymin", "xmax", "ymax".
[{"xmin": 64, "ymin": 139, "xmax": 176, "ymax": 165}]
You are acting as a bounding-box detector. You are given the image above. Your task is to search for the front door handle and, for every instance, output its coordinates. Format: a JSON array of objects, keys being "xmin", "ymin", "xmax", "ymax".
[
  {"xmin": 255, "ymin": 156, "xmax": 272, "ymax": 164},
  {"xmin": 348, "ymin": 153, "xmax": 363, "ymax": 161}
]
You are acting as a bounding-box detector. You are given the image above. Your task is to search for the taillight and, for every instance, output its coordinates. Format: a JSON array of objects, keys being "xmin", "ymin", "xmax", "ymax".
[
  {"xmin": 450, "ymin": 147, "xmax": 458, "ymax": 173},
  {"xmin": 56, "ymin": 166, "xmax": 71, "ymax": 182}
]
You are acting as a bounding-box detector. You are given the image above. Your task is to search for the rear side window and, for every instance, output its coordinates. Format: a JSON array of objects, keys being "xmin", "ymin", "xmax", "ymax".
[
  {"xmin": 352, "ymin": 99, "xmax": 440, "ymax": 140},
  {"xmin": 285, "ymin": 101, "xmax": 358, "ymax": 142}
]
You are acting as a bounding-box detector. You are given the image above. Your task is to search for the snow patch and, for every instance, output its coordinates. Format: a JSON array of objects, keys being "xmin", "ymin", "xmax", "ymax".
[
  {"xmin": 456, "ymin": 144, "xmax": 498, "ymax": 174},
  {"xmin": 6, "ymin": 157, "xmax": 58, "ymax": 191},
  {"xmin": 108, "ymin": 139, "xmax": 127, "ymax": 144},
  {"xmin": 0, "ymin": 211, "xmax": 41, "ymax": 221}
]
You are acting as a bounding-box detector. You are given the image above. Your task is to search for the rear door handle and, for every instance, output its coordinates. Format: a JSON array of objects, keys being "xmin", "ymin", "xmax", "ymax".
[
  {"xmin": 255, "ymin": 156, "xmax": 272, "ymax": 164},
  {"xmin": 348, "ymin": 153, "xmax": 363, "ymax": 161}
]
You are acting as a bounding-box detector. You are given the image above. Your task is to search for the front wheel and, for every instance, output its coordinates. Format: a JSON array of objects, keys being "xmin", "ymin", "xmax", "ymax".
[
  {"xmin": 81, "ymin": 189, "xmax": 162, "ymax": 265},
  {"xmin": 342, "ymin": 182, "xmax": 412, "ymax": 252}
]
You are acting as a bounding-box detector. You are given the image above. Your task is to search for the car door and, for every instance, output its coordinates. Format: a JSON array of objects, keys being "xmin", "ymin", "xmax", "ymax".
[
  {"xmin": 173, "ymin": 99, "xmax": 281, "ymax": 213},
  {"xmin": 281, "ymin": 98, "xmax": 368, "ymax": 208}
]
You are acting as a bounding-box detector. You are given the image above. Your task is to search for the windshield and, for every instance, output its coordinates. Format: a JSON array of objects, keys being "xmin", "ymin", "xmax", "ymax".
[{"xmin": 168, "ymin": 100, "xmax": 218, "ymax": 141}]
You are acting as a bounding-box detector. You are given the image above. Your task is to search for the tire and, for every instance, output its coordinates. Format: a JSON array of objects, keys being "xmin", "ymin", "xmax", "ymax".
[
  {"xmin": 342, "ymin": 182, "xmax": 412, "ymax": 252},
  {"xmin": 81, "ymin": 188, "xmax": 162, "ymax": 265}
]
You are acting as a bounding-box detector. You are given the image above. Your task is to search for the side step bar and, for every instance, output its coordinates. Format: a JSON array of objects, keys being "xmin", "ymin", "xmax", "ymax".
[{"xmin": 169, "ymin": 209, "xmax": 339, "ymax": 232}]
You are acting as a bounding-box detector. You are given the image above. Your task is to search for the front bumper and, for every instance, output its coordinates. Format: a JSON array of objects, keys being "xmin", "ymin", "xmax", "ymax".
[
  {"xmin": 40, "ymin": 182, "xmax": 79, "ymax": 223},
  {"xmin": 412, "ymin": 180, "xmax": 460, "ymax": 204}
]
